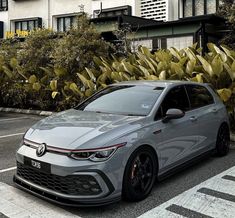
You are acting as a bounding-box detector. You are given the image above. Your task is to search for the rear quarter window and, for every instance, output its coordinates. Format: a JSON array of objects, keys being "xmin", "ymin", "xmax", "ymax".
[{"xmin": 186, "ymin": 85, "xmax": 214, "ymax": 109}]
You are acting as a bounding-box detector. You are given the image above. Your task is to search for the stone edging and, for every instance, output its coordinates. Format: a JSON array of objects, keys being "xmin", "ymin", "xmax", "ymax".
[
  {"xmin": 0, "ymin": 107, "xmax": 54, "ymax": 116},
  {"xmin": 231, "ymin": 133, "xmax": 235, "ymax": 142}
]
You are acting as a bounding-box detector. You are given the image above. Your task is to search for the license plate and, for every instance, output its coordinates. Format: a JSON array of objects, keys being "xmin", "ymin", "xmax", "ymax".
[{"xmin": 24, "ymin": 157, "xmax": 51, "ymax": 174}]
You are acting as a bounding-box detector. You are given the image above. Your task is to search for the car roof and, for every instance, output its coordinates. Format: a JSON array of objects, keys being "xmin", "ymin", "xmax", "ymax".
[{"xmin": 111, "ymin": 80, "xmax": 209, "ymax": 88}]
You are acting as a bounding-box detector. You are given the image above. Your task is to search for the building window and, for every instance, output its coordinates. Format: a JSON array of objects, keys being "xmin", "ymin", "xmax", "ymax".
[
  {"xmin": 195, "ymin": 0, "xmax": 204, "ymax": 16},
  {"xmin": 166, "ymin": 36, "xmax": 193, "ymax": 50},
  {"xmin": 57, "ymin": 16, "xmax": 75, "ymax": 32},
  {"xmin": 183, "ymin": 0, "xmax": 218, "ymax": 17},
  {"xmin": 94, "ymin": 5, "xmax": 132, "ymax": 18},
  {"xmin": 184, "ymin": 0, "xmax": 193, "ymax": 17},
  {"xmin": 15, "ymin": 19, "xmax": 41, "ymax": 32},
  {"xmin": 131, "ymin": 39, "xmax": 153, "ymax": 52},
  {"xmin": 207, "ymin": 0, "xmax": 217, "ymax": 14},
  {"xmin": 0, "ymin": 0, "xmax": 7, "ymax": 11}
]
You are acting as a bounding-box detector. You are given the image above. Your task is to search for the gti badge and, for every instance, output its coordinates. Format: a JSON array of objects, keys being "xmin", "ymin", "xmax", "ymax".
[{"xmin": 36, "ymin": 143, "xmax": 47, "ymax": 157}]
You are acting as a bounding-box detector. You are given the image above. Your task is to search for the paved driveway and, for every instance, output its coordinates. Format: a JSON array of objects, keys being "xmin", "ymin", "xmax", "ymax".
[{"xmin": 0, "ymin": 112, "xmax": 235, "ymax": 218}]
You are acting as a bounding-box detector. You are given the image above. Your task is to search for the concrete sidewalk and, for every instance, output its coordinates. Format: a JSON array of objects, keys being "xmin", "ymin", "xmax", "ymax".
[{"xmin": 139, "ymin": 165, "xmax": 235, "ymax": 218}]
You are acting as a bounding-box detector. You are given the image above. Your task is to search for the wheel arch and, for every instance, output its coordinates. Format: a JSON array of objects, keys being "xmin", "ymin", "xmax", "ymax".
[
  {"xmin": 127, "ymin": 144, "xmax": 160, "ymax": 175},
  {"xmin": 220, "ymin": 121, "xmax": 230, "ymax": 132},
  {"xmin": 121, "ymin": 144, "xmax": 159, "ymax": 201}
]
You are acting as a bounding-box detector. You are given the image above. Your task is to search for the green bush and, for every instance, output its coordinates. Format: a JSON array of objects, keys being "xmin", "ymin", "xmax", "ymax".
[
  {"xmin": 0, "ymin": 15, "xmax": 113, "ymax": 110},
  {"xmin": 0, "ymin": 38, "xmax": 20, "ymax": 63},
  {"xmin": 0, "ymin": 17, "xmax": 234, "ymax": 131},
  {"xmin": 52, "ymin": 14, "xmax": 113, "ymax": 77},
  {"xmin": 17, "ymin": 29, "xmax": 58, "ymax": 76},
  {"xmin": 77, "ymin": 44, "xmax": 235, "ymax": 130},
  {"xmin": 0, "ymin": 82, "xmax": 27, "ymax": 108}
]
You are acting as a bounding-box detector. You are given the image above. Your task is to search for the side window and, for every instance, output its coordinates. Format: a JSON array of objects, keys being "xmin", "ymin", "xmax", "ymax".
[
  {"xmin": 186, "ymin": 85, "xmax": 214, "ymax": 109},
  {"xmin": 156, "ymin": 85, "xmax": 190, "ymax": 120}
]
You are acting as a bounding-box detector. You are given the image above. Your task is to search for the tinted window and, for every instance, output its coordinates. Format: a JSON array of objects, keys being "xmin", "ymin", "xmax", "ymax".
[
  {"xmin": 76, "ymin": 85, "xmax": 164, "ymax": 116},
  {"xmin": 186, "ymin": 85, "xmax": 214, "ymax": 109},
  {"xmin": 156, "ymin": 85, "xmax": 190, "ymax": 119}
]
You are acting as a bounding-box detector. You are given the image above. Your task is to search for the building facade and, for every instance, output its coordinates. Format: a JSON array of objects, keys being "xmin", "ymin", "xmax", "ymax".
[
  {"xmin": 0, "ymin": 0, "xmax": 225, "ymax": 51},
  {"xmin": 92, "ymin": 0, "xmax": 224, "ymax": 51},
  {"xmin": 3, "ymin": 0, "xmax": 92, "ymax": 37},
  {"xmin": 0, "ymin": 0, "xmax": 182, "ymax": 38}
]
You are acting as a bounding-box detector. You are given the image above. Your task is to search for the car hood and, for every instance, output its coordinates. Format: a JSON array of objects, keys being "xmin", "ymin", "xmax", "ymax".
[{"xmin": 25, "ymin": 109, "xmax": 144, "ymax": 150}]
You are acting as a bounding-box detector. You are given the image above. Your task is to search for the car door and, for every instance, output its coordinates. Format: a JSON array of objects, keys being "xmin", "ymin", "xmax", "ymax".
[
  {"xmin": 154, "ymin": 85, "xmax": 200, "ymax": 175},
  {"xmin": 185, "ymin": 84, "xmax": 220, "ymax": 152}
]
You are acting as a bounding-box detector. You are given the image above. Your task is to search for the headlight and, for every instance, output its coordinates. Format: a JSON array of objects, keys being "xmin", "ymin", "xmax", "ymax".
[{"xmin": 70, "ymin": 142, "xmax": 126, "ymax": 162}]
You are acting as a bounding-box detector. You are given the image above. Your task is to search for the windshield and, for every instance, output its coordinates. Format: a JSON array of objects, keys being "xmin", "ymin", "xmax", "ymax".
[{"xmin": 76, "ymin": 85, "xmax": 164, "ymax": 116}]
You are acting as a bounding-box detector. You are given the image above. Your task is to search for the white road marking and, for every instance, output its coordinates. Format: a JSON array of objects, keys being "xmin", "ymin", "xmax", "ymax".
[
  {"xmin": 139, "ymin": 166, "xmax": 235, "ymax": 218},
  {"xmin": 0, "ymin": 166, "xmax": 16, "ymax": 174},
  {"xmin": 0, "ymin": 182, "xmax": 80, "ymax": 218},
  {"xmin": 0, "ymin": 117, "xmax": 28, "ymax": 122},
  {"xmin": 0, "ymin": 133, "xmax": 24, "ymax": 139}
]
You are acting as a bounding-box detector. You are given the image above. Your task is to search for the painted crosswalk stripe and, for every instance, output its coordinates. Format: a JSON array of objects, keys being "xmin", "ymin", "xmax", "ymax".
[
  {"xmin": 198, "ymin": 188, "xmax": 235, "ymax": 203},
  {"xmin": 0, "ymin": 212, "xmax": 8, "ymax": 218},
  {"xmin": 166, "ymin": 204, "xmax": 213, "ymax": 218},
  {"xmin": 0, "ymin": 167, "xmax": 16, "ymax": 174},
  {"xmin": 0, "ymin": 133, "xmax": 24, "ymax": 139},
  {"xmin": 0, "ymin": 117, "xmax": 28, "ymax": 122},
  {"xmin": 222, "ymin": 175, "xmax": 235, "ymax": 182},
  {"xmin": 138, "ymin": 166, "xmax": 235, "ymax": 218},
  {"xmin": 0, "ymin": 182, "xmax": 80, "ymax": 218}
]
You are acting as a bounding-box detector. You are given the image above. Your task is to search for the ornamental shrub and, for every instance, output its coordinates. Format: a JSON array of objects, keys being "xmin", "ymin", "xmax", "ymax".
[
  {"xmin": 52, "ymin": 14, "xmax": 113, "ymax": 77},
  {"xmin": 17, "ymin": 29, "xmax": 58, "ymax": 77}
]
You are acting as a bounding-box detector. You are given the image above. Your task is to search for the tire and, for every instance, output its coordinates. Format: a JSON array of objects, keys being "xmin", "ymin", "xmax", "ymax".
[
  {"xmin": 216, "ymin": 123, "xmax": 230, "ymax": 157},
  {"xmin": 122, "ymin": 146, "xmax": 157, "ymax": 202}
]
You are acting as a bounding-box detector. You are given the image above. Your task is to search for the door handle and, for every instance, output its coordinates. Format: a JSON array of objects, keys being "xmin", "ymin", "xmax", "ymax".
[
  {"xmin": 190, "ymin": 116, "xmax": 197, "ymax": 122},
  {"xmin": 211, "ymin": 108, "xmax": 218, "ymax": 113}
]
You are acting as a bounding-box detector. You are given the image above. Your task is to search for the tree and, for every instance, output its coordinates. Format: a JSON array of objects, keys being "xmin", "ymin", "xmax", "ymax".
[
  {"xmin": 52, "ymin": 14, "xmax": 113, "ymax": 76},
  {"xmin": 17, "ymin": 29, "xmax": 58, "ymax": 76},
  {"xmin": 217, "ymin": 0, "xmax": 235, "ymax": 49}
]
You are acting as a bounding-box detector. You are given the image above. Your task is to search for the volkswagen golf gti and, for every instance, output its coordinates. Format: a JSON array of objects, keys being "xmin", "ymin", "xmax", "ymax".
[{"xmin": 14, "ymin": 81, "xmax": 230, "ymax": 206}]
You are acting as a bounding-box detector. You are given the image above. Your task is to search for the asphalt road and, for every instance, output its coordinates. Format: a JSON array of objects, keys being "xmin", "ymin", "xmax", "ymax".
[{"xmin": 0, "ymin": 112, "xmax": 235, "ymax": 218}]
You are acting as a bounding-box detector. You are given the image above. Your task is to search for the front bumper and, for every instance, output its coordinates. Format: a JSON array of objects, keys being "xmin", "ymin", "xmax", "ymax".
[
  {"xmin": 14, "ymin": 144, "xmax": 126, "ymax": 206},
  {"xmin": 13, "ymin": 173, "xmax": 121, "ymax": 207}
]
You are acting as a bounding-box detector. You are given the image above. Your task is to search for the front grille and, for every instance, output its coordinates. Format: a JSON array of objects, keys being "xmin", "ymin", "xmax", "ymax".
[{"xmin": 16, "ymin": 162, "xmax": 102, "ymax": 196}]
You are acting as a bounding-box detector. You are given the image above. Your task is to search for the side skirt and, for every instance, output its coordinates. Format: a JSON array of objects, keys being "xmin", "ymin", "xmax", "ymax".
[{"xmin": 157, "ymin": 149, "xmax": 215, "ymax": 182}]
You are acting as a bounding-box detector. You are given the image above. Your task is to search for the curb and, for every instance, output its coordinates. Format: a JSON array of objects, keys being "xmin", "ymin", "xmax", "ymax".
[
  {"xmin": 231, "ymin": 133, "xmax": 235, "ymax": 142},
  {"xmin": 0, "ymin": 107, "xmax": 54, "ymax": 116}
]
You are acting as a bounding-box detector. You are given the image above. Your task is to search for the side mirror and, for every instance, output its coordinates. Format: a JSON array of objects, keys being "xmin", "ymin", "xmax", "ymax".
[{"xmin": 162, "ymin": 108, "xmax": 185, "ymax": 123}]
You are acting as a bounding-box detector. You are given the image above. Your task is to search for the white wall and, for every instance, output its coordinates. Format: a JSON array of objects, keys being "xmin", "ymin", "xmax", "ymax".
[
  {"xmin": 7, "ymin": 0, "xmax": 92, "ymax": 32},
  {"xmin": 0, "ymin": 0, "xmax": 181, "ymax": 38},
  {"xmin": 0, "ymin": 11, "xmax": 8, "ymax": 38},
  {"xmin": 50, "ymin": 0, "xmax": 91, "ymax": 30},
  {"xmin": 168, "ymin": 0, "xmax": 179, "ymax": 21},
  {"xmin": 50, "ymin": 0, "xmax": 91, "ymax": 16},
  {"xmin": 91, "ymin": 0, "xmax": 140, "ymax": 17},
  {"xmin": 8, "ymin": 0, "xmax": 48, "ymax": 30}
]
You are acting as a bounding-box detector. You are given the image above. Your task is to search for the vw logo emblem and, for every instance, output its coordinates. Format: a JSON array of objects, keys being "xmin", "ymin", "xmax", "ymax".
[{"xmin": 36, "ymin": 143, "xmax": 47, "ymax": 157}]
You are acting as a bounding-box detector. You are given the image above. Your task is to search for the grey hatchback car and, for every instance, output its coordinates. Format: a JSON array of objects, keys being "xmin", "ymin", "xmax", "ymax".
[{"xmin": 14, "ymin": 81, "xmax": 230, "ymax": 206}]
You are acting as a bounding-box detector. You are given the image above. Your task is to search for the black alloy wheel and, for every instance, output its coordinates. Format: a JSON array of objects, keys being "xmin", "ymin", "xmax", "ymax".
[
  {"xmin": 216, "ymin": 124, "xmax": 230, "ymax": 157},
  {"xmin": 122, "ymin": 147, "xmax": 157, "ymax": 201}
]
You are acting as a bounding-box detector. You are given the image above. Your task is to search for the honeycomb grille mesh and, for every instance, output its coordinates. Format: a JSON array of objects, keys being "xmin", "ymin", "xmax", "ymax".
[{"xmin": 17, "ymin": 162, "xmax": 102, "ymax": 196}]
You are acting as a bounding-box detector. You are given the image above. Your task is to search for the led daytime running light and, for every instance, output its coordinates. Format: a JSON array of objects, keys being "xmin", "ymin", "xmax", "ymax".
[{"xmin": 70, "ymin": 142, "xmax": 126, "ymax": 161}]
